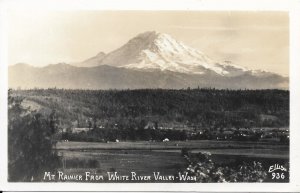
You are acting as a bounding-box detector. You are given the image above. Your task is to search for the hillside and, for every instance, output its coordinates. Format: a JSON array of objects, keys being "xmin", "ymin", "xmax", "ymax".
[{"xmin": 12, "ymin": 88, "xmax": 289, "ymax": 130}]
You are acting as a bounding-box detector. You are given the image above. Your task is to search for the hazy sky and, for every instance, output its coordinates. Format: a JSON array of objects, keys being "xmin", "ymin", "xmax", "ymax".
[{"xmin": 8, "ymin": 11, "xmax": 289, "ymax": 76}]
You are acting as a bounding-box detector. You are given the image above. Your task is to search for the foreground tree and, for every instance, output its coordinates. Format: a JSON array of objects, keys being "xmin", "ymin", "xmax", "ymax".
[{"xmin": 8, "ymin": 89, "xmax": 60, "ymax": 181}]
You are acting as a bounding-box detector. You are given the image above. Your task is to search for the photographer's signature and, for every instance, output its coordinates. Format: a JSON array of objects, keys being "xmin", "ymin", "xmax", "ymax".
[{"xmin": 268, "ymin": 164, "xmax": 287, "ymax": 173}]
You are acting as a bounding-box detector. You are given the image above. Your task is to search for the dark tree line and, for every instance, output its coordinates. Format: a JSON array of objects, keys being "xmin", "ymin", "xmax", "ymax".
[
  {"xmin": 64, "ymin": 127, "xmax": 188, "ymax": 142},
  {"xmin": 12, "ymin": 88, "xmax": 289, "ymax": 130}
]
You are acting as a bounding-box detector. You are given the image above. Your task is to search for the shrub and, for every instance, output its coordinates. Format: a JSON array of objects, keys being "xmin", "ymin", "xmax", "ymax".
[{"xmin": 183, "ymin": 152, "xmax": 267, "ymax": 182}]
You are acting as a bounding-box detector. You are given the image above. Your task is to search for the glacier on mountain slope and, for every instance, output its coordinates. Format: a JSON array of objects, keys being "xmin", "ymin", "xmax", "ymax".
[{"xmin": 78, "ymin": 31, "xmax": 259, "ymax": 77}]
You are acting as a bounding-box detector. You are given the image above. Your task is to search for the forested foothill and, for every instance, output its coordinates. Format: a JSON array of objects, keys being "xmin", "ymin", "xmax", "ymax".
[{"xmin": 11, "ymin": 88, "xmax": 289, "ymax": 143}]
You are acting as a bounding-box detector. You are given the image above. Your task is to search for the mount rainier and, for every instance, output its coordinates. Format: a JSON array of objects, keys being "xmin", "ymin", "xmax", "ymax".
[{"xmin": 9, "ymin": 31, "xmax": 288, "ymax": 89}]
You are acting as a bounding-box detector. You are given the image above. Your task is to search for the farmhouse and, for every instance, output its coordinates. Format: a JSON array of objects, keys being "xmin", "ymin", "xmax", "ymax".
[{"xmin": 71, "ymin": 127, "xmax": 90, "ymax": 133}]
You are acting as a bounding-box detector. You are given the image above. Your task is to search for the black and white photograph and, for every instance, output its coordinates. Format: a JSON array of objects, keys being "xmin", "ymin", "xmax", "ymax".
[{"xmin": 1, "ymin": 0, "xmax": 300, "ymax": 192}]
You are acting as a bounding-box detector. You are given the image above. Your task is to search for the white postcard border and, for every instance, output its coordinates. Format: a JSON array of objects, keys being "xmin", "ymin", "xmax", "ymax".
[{"xmin": 0, "ymin": 0, "xmax": 300, "ymax": 191}]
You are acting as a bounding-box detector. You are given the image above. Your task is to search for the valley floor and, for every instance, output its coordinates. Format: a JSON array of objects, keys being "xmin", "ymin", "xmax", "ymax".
[{"xmin": 53, "ymin": 140, "xmax": 289, "ymax": 182}]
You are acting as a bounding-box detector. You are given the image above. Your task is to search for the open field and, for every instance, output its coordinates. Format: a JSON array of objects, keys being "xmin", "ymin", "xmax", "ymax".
[
  {"xmin": 56, "ymin": 140, "xmax": 289, "ymax": 159},
  {"xmin": 58, "ymin": 150, "xmax": 185, "ymax": 179},
  {"xmin": 53, "ymin": 140, "xmax": 289, "ymax": 182}
]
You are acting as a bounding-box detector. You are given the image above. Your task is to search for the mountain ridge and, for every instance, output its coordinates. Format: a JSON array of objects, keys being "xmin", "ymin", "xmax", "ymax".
[
  {"xmin": 8, "ymin": 31, "xmax": 289, "ymax": 89},
  {"xmin": 9, "ymin": 63, "xmax": 288, "ymax": 90}
]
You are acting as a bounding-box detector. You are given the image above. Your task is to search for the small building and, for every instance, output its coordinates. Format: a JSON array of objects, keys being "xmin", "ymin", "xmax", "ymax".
[{"xmin": 71, "ymin": 127, "xmax": 90, "ymax": 133}]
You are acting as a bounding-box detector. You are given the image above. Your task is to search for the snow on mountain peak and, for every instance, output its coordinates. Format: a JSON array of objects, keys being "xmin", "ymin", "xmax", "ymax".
[
  {"xmin": 116, "ymin": 31, "xmax": 232, "ymax": 75},
  {"xmin": 79, "ymin": 31, "xmax": 250, "ymax": 76}
]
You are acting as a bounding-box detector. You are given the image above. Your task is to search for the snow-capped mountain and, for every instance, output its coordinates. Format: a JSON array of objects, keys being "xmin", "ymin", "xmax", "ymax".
[
  {"xmin": 9, "ymin": 31, "xmax": 289, "ymax": 90},
  {"xmin": 77, "ymin": 31, "xmax": 251, "ymax": 77}
]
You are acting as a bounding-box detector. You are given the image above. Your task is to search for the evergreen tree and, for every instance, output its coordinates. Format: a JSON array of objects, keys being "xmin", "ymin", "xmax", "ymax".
[{"xmin": 8, "ymin": 89, "xmax": 60, "ymax": 181}]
